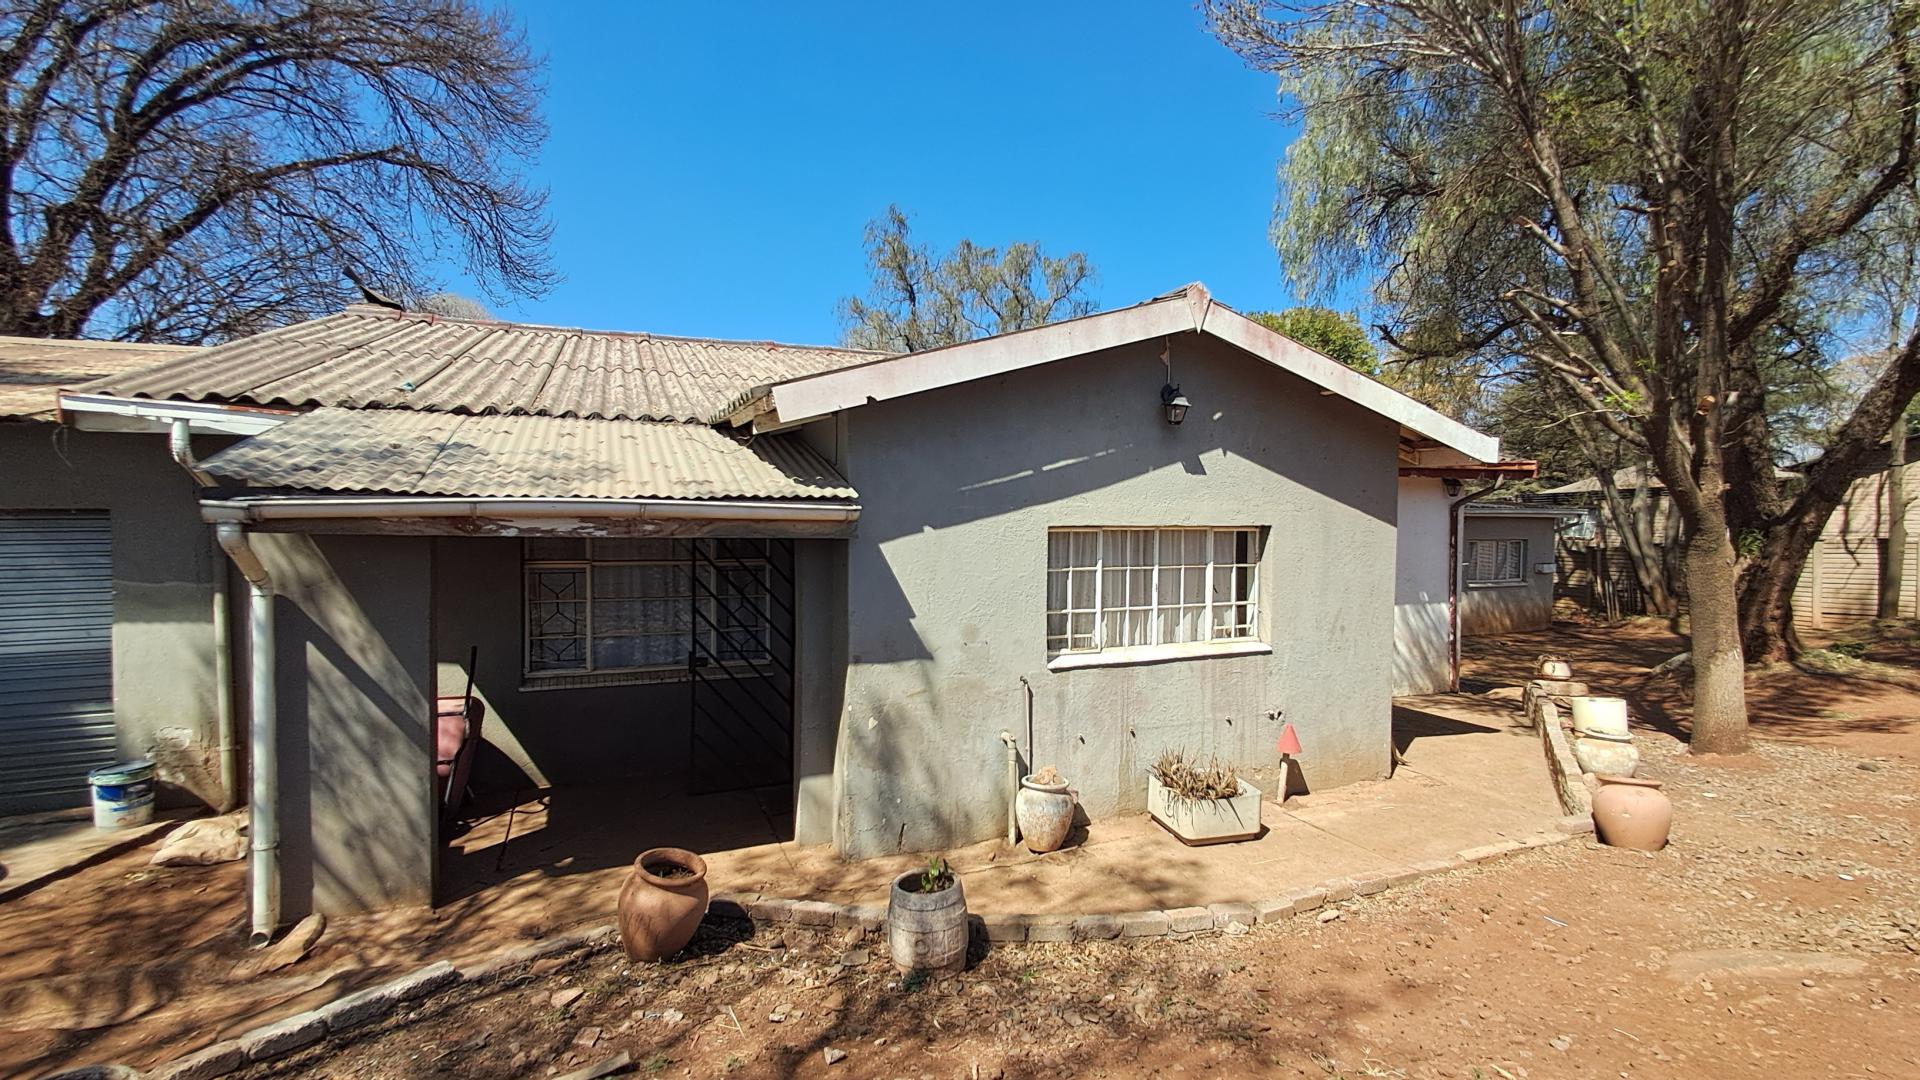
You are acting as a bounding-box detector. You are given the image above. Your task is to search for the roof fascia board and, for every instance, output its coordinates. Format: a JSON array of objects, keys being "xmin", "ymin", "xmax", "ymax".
[
  {"xmin": 60, "ymin": 392, "xmax": 294, "ymax": 435},
  {"xmin": 767, "ymin": 294, "xmax": 1198, "ymax": 426}
]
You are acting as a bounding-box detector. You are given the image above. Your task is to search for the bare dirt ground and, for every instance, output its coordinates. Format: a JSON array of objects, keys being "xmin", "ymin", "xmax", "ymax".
[
  {"xmin": 230, "ymin": 624, "xmax": 1920, "ymax": 1080},
  {"xmin": 7, "ymin": 622, "xmax": 1919, "ymax": 1079}
]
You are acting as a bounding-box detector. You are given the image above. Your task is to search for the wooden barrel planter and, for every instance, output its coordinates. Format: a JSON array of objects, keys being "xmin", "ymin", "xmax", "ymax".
[{"xmin": 888, "ymin": 868, "xmax": 968, "ymax": 975}]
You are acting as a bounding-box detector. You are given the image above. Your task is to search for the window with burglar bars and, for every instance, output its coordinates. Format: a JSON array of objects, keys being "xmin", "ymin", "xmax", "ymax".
[
  {"xmin": 523, "ymin": 538, "xmax": 771, "ymax": 679},
  {"xmin": 1465, "ymin": 538, "xmax": 1527, "ymax": 585},
  {"xmin": 1046, "ymin": 528, "xmax": 1261, "ymax": 658}
]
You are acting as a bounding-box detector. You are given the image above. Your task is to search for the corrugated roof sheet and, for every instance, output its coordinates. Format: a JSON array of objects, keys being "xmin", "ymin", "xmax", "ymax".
[
  {"xmin": 72, "ymin": 306, "xmax": 888, "ymax": 423},
  {"xmin": 198, "ymin": 408, "xmax": 856, "ymax": 502},
  {"xmin": 0, "ymin": 336, "xmax": 200, "ymax": 420}
]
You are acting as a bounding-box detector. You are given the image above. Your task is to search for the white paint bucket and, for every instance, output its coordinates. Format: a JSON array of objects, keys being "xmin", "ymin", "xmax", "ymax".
[
  {"xmin": 1569, "ymin": 696, "xmax": 1631, "ymax": 739},
  {"xmin": 88, "ymin": 759, "xmax": 155, "ymax": 828}
]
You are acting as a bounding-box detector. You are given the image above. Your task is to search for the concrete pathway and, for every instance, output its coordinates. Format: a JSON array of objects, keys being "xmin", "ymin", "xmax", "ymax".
[
  {"xmin": 0, "ymin": 811, "xmax": 182, "ymax": 902},
  {"xmin": 437, "ymin": 693, "xmax": 1563, "ymax": 929}
]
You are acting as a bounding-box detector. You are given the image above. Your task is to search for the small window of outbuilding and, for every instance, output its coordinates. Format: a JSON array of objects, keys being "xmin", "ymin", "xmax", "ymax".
[{"xmin": 1465, "ymin": 538, "xmax": 1527, "ymax": 585}]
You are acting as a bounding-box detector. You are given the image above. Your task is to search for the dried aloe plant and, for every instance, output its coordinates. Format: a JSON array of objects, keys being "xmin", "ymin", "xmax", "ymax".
[{"xmin": 1150, "ymin": 750, "xmax": 1241, "ymax": 801}]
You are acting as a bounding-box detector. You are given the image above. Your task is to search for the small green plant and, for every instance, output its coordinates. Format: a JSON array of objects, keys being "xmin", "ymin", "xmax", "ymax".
[
  {"xmin": 902, "ymin": 969, "xmax": 930, "ymax": 993},
  {"xmin": 915, "ymin": 855, "xmax": 954, "ymax": 892},
  {"xmin": 1831, "ymin": 639, "xmax": 1870, "ymax": 659},
  {"xmin": 643, "ymin": 1053, "xmax": 673, "ymax": 1076},
  {"xmin": 724, "ymin": 1054, "xmax": 745, "ymax": 1072}
]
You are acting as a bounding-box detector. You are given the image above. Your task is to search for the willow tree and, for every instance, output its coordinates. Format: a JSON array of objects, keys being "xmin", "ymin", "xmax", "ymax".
[
  {"xmin": 0, "ymin": 0, "xmax": 552, "ymax": 343},
  {"xmin": 1209, "ymin": 0, "xmax": 1920, "ymax": 754}
]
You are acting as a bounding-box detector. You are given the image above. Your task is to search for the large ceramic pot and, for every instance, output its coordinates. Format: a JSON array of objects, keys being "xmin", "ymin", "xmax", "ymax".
[
  {"xmin": 888, "ymin": 870, "xmax": 968, "ymax": 975},
  {"xmin": 617, "ymin": 847, "xmax": 710, "ymax": 962},
  {"xmin": 1015, "ymin": 774, "xmax": 1074, "ymax": 853},
  {"xmin": 1591, "ymin": 775, "xmax": 1673, "ymax": 851},
  {"xmin": 1571, "ymin": 732, "xmax": 1640, "ymax": 777}
]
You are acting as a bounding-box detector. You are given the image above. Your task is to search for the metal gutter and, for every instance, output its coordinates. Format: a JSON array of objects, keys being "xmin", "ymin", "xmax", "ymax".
[
  {"xmin": 201, "ymin": 496, "xmax": 861, "ymax": 524},
  {"xmin": 60, "ymin": 392, "xmax": 294, "ymax": 435}
]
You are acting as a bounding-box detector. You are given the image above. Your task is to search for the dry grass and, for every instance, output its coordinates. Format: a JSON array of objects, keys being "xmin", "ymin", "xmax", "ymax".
[{"xmin": 1149, "ymin": 751, "xmax": 1241, "ymax": 801}]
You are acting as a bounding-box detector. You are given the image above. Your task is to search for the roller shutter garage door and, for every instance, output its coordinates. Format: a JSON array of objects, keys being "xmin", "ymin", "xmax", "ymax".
[{"xmin": 0, "ymin": 512, "xmax": 117, "ymax": 813}]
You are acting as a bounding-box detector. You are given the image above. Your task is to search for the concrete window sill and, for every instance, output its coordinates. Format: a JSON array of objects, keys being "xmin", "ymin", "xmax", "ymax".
[
  {"xmin": 1046, "ymin": 640, "xmax": 1272, "ymax": 672},
  {"xmin": 1464, "ymin": 580, "xmax": 1531, "ymax": 589}
]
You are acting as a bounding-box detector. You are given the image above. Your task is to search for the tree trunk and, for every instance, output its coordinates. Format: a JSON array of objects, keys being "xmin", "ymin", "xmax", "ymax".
[
  {"xmin": 1881, "ymin": 414, "xmax": 1909, "ymax": 619},
  {"xmin": 1687, "ymin": 514, "xmax": 1752, "ymax": 754}
]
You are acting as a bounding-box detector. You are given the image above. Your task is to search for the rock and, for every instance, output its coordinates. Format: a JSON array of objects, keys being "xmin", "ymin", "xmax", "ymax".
[
  {"xmin": 229, "ymin": 913, "xmax": 326, "ymax": 980},
  {"xmin": 573, "ymin": 1026, "xmax": 601, "ymax": 1047},
  {"xmin": 838, "ymin": 947, "xmax": 870, "ymax": 968},
  {"xmin": 1317, "ymin": 909, "xmax": 1343, "ymax": 924},
  {"xmin": 551, "ymin": 987, "xmax": 585, "ymax": 1010},
  {"xmin": 1549, "ymin": 1034, "xmax": 1574, "ymax": 1052},
  {"xmin": 660, "ymin": 1008, "xmax": 684, "ymax": 1024},
  {"xmin": 531, "ymin": 956, "xmax": 568, "ymax": 978},
  {"xmin": 151, "ymin": 812, "xmax": 248, "ymax": 867},
  {"xmin": 823, "ymin": 1047, "xmax": 848, "ymax": 1065}
]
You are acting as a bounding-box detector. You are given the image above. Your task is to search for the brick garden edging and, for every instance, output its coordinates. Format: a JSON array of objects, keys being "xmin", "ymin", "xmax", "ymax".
[{"xmin": 100, "ymin": 823, "xmax": 1590, "ymax": 1080}]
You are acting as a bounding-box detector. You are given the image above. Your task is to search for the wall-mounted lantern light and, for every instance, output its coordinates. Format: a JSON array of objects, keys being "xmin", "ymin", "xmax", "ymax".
[{"xmin": 1161, "ymin": 383, "xmax": 1191, "ymax": 425}]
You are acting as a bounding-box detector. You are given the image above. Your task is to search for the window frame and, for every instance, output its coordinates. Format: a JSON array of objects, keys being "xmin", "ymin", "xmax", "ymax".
[
  {"xmin": 1045, "ymin": 526, "xmax": 1264, "ymax": 661},
  {"xmin": 521, "ymin": 538, "xmax": 772, "ymax": 686},
  {"xmin": 1464, "ymin": 537, "xmax": 1528, "ymax": 587}
]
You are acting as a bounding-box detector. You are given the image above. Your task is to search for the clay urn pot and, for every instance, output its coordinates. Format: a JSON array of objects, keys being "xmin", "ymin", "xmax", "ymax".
[
  {"xmin": 1591, "ymin": 775, "xmax": 1672, "ymax": 851},
  {"xmin": 617, "ymin": 847, "xmax": 710, "ymax": 962},
  {"xmin": 1015, "ymin": 773, "xmax": 1075, "ymax": 853},
  {"xmin": 1536, "ymin": 655, "xmax": 1573, "ymax": 680}
]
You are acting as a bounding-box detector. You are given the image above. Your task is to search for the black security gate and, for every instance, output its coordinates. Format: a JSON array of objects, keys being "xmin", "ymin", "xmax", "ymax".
[{"xmin": 687, "ymin": 539, "xmax": 796, "ymax": 794}]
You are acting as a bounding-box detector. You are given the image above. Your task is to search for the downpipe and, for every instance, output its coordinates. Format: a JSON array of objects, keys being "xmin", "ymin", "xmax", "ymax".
[
  {"xmin": 998, "ymin": 731, "xmax": 1021, "ymax": 846},
  {"xmin": 1446, "ymin": 477, "xmax": 1505, "ymax": 691},
  {"xmin": 215, "ymin": 522, "xmax": 280, "ymax": 948}
]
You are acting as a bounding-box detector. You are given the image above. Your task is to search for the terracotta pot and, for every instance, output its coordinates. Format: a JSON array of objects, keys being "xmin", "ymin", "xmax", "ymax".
[
  {"xmin": 1591, "ymin": 776, "xmax": 1672, "ymax": 851},
  {"xmin": 617, "ymin": 847, "xmax": 710, "ymax": 962},
  {"xmin": 1015, "ymin": 774, "xmax": 1074, "ymax": 853},
  {"xmin": 1571, "ymin": 732, "xmax": 1639, "ymax": 777},
  {"xmin": 888, "ymin": 870, "xmax": 968, "ymax": 975}
]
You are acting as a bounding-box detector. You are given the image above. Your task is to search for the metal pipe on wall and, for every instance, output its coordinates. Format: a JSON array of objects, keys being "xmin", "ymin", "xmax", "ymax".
[{"xmin": 214, "ymin": 522, "xmax": 280, "ymax": 947}]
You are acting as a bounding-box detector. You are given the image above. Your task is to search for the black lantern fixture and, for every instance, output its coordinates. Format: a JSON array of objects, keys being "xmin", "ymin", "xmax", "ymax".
[{"xmin": 1161, "ymin": 382, "xmax": 1191, "ymax": 425}]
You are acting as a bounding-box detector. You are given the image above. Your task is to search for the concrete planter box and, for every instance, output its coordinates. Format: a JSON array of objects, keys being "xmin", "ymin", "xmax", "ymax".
[{"xmin": 1147, "ymin": 774, "xmax": 1264, "ymax": 845}]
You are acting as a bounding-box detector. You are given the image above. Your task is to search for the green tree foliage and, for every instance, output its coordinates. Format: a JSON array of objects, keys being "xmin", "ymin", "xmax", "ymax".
[
  {"xmin": 1249, "ymin": 307, "xmax": 1378, "ymax": 374},
  {"xmin": 839, "ymin": 206, "xmax": 1097, "ymax": 353},
  {"xmin": 1209, "ymin": 0, "xmax": 1920, "ymax": 753}
]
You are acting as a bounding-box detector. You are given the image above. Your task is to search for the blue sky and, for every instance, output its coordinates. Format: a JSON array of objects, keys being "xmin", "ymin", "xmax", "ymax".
[{"xmin": 466, "ymin": 3, "xmax": 1312, "ymax": 344}]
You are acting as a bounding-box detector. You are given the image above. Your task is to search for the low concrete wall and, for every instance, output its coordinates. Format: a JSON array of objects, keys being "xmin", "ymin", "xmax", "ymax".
[
  {"xmin": 1461, "ymin": 515, "xmax": 1558, "ymax": 635},
  {"xmin": 0, "ymin": 423, "xmax": 227, "ymax": 807},
  {"xmin": 254, "ymin": 532, "xmax": 436, "ymax": 917},
  {"xmin": 830, "ymin": 332, "xmax": 1400, "ymax": 859}
]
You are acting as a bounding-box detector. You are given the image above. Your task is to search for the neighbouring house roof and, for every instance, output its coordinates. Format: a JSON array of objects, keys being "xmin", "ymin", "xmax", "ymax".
[
  {"xmin": 70, "ymin": 305, "xmax": 888, "ymax": 423},
  {"xmin": 0, "ymin": 335, "xmax": 199, "ymax": 421},
  {"xmin": 197, "ymin": 407, "xmax": 856, "ymax": 502},
  {"xmin": 724, "ymin": 282, "xmax": 1502, "ymax": 463},
  {"xmin": 1540, "ymin": 463, "xmax": 1796, "ymax": 495},
  {"xmin": 1464, "ymin": 502, "xmax": 1586, "ymax": 519}
]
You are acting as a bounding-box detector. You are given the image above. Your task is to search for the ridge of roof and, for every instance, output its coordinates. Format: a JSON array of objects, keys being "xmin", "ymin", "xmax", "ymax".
[{"xmin": 334, "ymin": 304, "xmax": 889, "ymax": 356}]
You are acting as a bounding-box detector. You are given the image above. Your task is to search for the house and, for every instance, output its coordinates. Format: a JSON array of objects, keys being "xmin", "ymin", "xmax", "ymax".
[
  {"xmin": 1791, "ymin": 435, "xmax": 1920, "ymax": 629},
  {"xmin": 0, "ymin": 335, "xmax": 224, "ymax": 815},
  {"xmin": 1456, "ymin": 504, "xmax": 1578, "ymax": 635},
  {"xmin": 34, "ymin": 283, "xmax": 1513, "ymax": 936}
]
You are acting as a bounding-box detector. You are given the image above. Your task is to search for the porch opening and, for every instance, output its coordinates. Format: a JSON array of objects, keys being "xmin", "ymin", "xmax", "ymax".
[{"xmin": 436, "ymin": 536, "xmax": 801, "ymax": 905}]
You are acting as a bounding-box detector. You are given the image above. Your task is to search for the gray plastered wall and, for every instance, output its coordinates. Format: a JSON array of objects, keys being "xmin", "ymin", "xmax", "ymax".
[
  {"xmin": 0, "ymin": 423, "xmax": 227, "ymax": 807},
  {"xmin": 824, "ymin": 331, "xmax": 1400, "ymax": 859},
  {"xmin": 1459, "ymin": 514, "xmax": 1559, "ymax": 635},
  {"xmin": 251, "ymin": 531, "xmax": 436, "ymax": 916}
]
